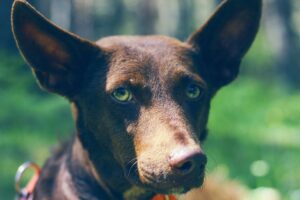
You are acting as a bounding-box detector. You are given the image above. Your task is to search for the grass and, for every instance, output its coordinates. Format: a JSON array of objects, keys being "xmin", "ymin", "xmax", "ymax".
[{"xmin": 0, "ymin": 52, "xmax": 299, "ymax": 200}]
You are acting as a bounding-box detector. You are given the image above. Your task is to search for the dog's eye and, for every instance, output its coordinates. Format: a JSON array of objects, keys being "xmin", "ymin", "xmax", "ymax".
[
  {"xmin": 111, "ymin": 87, "xmax": 133, "ymax": 103},
  {"xmin": 185, "ymin": 84, "xmax": 203, "ymax": 100}
]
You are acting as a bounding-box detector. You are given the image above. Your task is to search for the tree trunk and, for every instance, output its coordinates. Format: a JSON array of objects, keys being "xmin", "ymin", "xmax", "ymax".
[
  {"xmin": 177, "ymin": 0, "xmax": 195, "ymax": 40},
  {"xmin": 50, "ymin": 0, "xmax": 72, "ymax": 30},
  {"xmin": 71, "ymin": 0, "xmax": 95, "ymax": 39},
  {"xmin": 273, "ymin": 0, "xmax": 300, "ymax": 88},
  {"xmin": 136, "ymin": 0, "xmax": 158, "ymax": 35}
]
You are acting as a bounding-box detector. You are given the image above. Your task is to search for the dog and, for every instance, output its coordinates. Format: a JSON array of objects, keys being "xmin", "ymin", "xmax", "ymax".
[{"xmin": 11, "ymin": 0, "xmax": 261, "ymax": 199}]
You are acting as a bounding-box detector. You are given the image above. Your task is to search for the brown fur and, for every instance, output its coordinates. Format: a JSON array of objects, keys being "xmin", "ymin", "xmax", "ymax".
[{"xmin": 11, "ymin": 0, "xmax": 262, "ymax": 199}]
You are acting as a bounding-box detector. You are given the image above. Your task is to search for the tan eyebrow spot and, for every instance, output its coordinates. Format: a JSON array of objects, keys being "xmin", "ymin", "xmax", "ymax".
[
  {"xmin": 106, "ymin": 72, "xmax": 147, "ymax": 92},
  {"xmin": 171, "ymin": 68, "xmax": 207, "ymax": 87}
]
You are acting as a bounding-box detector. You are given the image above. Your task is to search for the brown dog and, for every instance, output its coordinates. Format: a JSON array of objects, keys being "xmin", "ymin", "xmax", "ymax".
[{"xmin": 11, "ymin": 0, "xmax": 261, "ymax": 199}]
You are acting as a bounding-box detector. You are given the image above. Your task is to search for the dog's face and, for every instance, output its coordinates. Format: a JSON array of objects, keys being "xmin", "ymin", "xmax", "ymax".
[
  {"xmin": 79, "ymin": 36, "xmax": 210, "ymax": 193},
  {"xmin": 12, "ymin": 0, "xmax": 261, "ymax": 194}
]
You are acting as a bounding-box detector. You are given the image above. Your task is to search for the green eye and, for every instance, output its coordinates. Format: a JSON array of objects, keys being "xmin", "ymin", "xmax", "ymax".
[
  {"xmin": 112, "ymin": 87, "xmax": 133, "ymax": 103},
  {"xmin": 185, "ymin": 84, "xmax": 202, "ymax": 100}
]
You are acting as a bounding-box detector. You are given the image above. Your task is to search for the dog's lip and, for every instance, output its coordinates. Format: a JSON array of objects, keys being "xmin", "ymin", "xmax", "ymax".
[
  {"xmin": 123, "ymin": 157, "xmax": 206, "ymax": 194},
  {"xmin": 125, "ymin": 168, "xmax": 205, "ymax": 195},
  {"xmin": 138, "ymin": 177, "xmax": 204, "ymax": 195},
  {"xmin": 154, "ymin": 173, "xmax": 205, "ymax": 194}
]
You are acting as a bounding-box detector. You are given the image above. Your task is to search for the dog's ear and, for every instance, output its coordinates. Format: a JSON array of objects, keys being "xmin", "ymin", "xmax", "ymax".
[
  {"xmin": 11, "ymin": 0, "xmax": 101, "ymax": 98},
  {"xmin": 187, "ymin": 0, "xmax": 262, "ymax": 88}
]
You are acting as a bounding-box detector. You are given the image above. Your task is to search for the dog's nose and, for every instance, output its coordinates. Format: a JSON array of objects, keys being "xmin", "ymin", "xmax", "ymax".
[{"xmin": 168, "ymin": 147, "xmax": 207, "ymax": 175}]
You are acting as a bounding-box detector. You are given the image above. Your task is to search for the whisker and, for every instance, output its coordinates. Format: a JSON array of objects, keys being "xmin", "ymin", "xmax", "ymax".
[{"xmin": 126, "ymin": 158, "xmax": 138, "ymax": 178}]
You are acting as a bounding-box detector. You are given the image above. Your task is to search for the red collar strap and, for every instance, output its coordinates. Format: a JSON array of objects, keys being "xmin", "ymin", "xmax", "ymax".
[{"xmin": 152, "ymin": 194, "xmax": 177, "ymax": 200}]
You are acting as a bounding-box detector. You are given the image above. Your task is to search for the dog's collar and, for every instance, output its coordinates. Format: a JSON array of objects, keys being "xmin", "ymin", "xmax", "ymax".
[{"xmin": 152, "ymin": 194, "xmax": 177, "ymax": 200}]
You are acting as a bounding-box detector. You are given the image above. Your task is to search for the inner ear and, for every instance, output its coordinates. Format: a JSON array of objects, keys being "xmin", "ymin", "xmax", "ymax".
[
  {"xmin": 187, "ymin": 0, "xmax": 262, "ymax": 88},
  {"xmin": 20, "ymin": 21, "xmax": 73, "ymax": 71},
  {"xmin": 12, "ymin": 0, "xmax": 102, "ymax": 97}
]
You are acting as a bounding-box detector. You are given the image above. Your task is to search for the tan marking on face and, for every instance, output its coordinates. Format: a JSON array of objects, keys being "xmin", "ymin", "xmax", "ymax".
[
  {"xmin": 174, "ymin": 131, "xmax": 189, "ymax": 145},
  {"xmin": 133, "ymin": 105, "xmax": 200, "ymax": 184},
  {"xmin": 106, "ymin": 71, "xmax": 147, "ymax": 93},
  {"xmin": 70, "ymin": 103, "xmax": 78, "ymax": 121}
]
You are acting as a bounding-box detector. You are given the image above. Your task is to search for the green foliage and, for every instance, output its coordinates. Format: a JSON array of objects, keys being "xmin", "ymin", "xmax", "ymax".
[
  {"xmin": 206, "ymin": 78, "xmax": 300, "ymax": 199},
  {"xmin": 0, "ymin": 52, "xmax": 73, "ymax": 199}
]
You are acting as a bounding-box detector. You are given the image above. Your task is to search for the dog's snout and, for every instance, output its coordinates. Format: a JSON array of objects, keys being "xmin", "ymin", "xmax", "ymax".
[{"xmin": 168, "ymin": 148, "xmax": 207, "ymax": 175}]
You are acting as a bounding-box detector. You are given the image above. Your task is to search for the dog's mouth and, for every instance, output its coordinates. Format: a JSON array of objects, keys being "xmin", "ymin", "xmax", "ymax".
[
  {"xmin": 139, "ymin": 173, "xmax": 205, "ymax": 195},
  {"xmin": 124, "ymin": 161, "xmax": 205, "ymax": 194}
]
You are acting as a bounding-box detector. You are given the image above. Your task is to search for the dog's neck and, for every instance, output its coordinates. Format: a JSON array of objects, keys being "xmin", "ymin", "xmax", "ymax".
[
  {"xmin": 68, "ymin": 136, "xmax": 157, "ymax": 200},
  {"xmin": 67, "ymin": 135, "xmax": 127, "ymax": 199},
  {"xmin": 65, "ymin": 102, "xmax": 155, "ymax": 199}
]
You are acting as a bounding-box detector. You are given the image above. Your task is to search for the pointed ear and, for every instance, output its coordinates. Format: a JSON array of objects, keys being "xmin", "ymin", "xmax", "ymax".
[
  {"xmin": 11, "ymin": 0, "xmax": 101, "ymax": 98},
  {"xmin": 187, "ymin": 0, "xmax": 262, "ymax": 88}
]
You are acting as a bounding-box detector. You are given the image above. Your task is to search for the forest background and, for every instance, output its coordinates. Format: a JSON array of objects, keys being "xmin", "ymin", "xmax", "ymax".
[{"xmin": 0, "ymin": 0, "xmax": 300, "ymax": 199}]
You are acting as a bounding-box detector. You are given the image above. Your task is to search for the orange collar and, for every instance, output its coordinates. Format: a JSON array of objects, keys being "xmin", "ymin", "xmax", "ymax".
[{"xmin": 152, "ymin": 194, "xmax": 177, "ymax": 200}]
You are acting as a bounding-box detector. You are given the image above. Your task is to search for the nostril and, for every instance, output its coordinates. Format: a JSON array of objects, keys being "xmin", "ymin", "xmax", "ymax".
[
  {"xmin": 168, "ymin": 147, "xmax": 206, "ymax": 175},
  {"xmin": 175, "ymin": 160, "xmax": 194, "ymax": 174}
]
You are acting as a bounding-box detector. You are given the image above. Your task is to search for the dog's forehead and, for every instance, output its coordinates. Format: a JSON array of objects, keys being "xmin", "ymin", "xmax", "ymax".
[{"xmin": 97, "ymin": 36, "xmax": 198, "ymax": 90}]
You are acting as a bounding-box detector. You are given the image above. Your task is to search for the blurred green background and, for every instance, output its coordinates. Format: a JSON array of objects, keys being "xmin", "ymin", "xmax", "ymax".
[{"xmin": 1, "ymin": 0, "xmax": 300, "ymax": 199}]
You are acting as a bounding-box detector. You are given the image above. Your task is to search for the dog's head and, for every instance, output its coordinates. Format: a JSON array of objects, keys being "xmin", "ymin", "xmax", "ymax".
[{"xmin": 12, "ymin": 0, "xmax": 261, "ymax": 194}]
